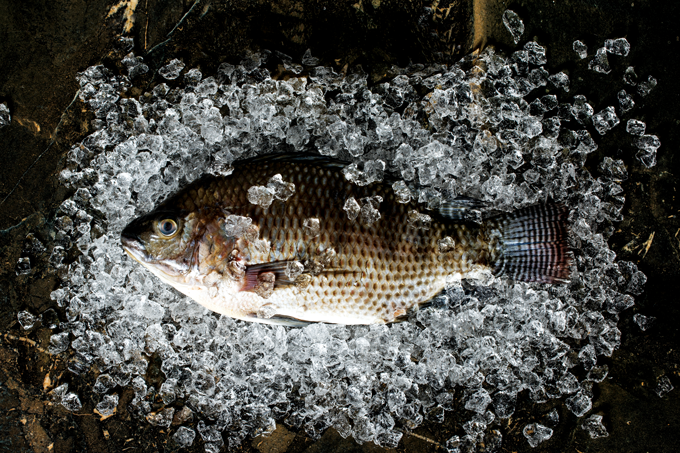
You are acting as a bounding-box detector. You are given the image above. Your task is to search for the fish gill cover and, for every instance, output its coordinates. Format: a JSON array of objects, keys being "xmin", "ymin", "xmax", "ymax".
[{"xmin": 38, "ymin": 13, "xmax": 656, "ymax": 451}]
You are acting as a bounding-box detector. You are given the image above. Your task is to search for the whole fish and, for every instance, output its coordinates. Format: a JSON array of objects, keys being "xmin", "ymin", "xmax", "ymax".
[{"xmin": 121, "ymin": 154, "xmax": 571, "ymax": 325}]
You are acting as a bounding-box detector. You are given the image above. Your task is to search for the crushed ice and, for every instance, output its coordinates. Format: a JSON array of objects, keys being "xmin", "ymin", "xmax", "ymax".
[{"xmin": 44, "ymin": 26, "xmax": 659, "ymax": 449}]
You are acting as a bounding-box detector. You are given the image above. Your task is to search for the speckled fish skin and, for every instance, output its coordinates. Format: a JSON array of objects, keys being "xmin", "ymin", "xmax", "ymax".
[{"xmin": 121, "ymin": 157, "xmax": 569, "ymax": 325}]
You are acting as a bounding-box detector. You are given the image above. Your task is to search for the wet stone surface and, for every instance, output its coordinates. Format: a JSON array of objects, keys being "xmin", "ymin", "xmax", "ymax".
[{"xmin": 1, "ymin": 1, "xmax": 679, "ymax": 452}]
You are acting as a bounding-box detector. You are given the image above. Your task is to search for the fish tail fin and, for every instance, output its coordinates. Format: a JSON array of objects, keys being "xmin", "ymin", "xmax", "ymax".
[{"xmin": 489, "ymin": 203, "xmax": 572, "ymax": 284}]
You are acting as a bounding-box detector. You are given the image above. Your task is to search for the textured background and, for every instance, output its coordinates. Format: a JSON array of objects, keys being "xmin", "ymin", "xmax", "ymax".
[{"xmin": 0, "ymin": 0, "xmax": 678, "ymax": 451}]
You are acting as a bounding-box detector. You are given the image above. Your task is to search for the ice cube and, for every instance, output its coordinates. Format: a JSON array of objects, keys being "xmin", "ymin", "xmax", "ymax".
[
  {"xmin": 655, "ymin": 375, "xmax": 674, "ymax": 397},
  {"xmin": 359, "ymin": 196, "xmax": 382, "ymax": 226},
  {"xmin": 633, "ymin": 313, "xmax": 655, "ymax": 331},
  {"xmin": 48, "ymin": 332, "xmax": 70, "ymax": 354},
  {"xmin": 266, "ymin": 174, "xmax": 295, "ymax": 201},
  {"xmin": 573, "ymin": 40, "xmax": 588, "ymax": 59},
  {"xmin": 571, "ymin": 95, "xmax": 593, "ymax": 125},
  {"xmin": 392, "ymin": 181, "xmax": 412, "ymax": 203},
  {"xmin": 589, "ymin": 48, "xmax": 611, "ymax": 74},
  {"xmin": 406, "ymin": 210, "xmax": 432, "ymax": 230},
  {"xmin": 581, "ymin": 414, "xmax": 608, "ymax": 439},
  {"xmin": 173, "ymin": 426, "xmax": 197, "ymax": 448},
  {"xmin": 247, "ymin": 185, "xmax": 275, "ymax": 208},
  {"xmin": 591, "ymin": 107, "xmax": 619, "ymax": 135},
  {"xmin": 301, "ymin": 48, "xmax": 320, "ymax": 66},
  {"xmin": 147, "ymin": 407, "xmax": 175, "ymax": 427},
  {"xmin": 285, "ymin": 261, "xmax": 304, "ymax": 279},
  {"xmin": 438, "ymin": 237, "xmax": 456, "ymax": 254},
  {"xmin": 502, "ymin": 10, "xmax": 524, "ymax": 44},
  {"xmin": 0, "ymin": 102, "xmax": 10, "ymax": 127},
  {"xmin": 586, "ymin": 365, "xmax": 609, "ymax": 383},
  {"xmin": 122, "ymin": 53, "xmax": 149, "ymax": 79},
  {"xmin": 634, "ymin": 134, "xmax": 660, "ymax": 153},
  {"xmin": 94, "ymin": 374, "xmax": 117, "ymax": 393},
  {"xmin": 565, "ymin": 390, "xmax": 592, "ymax": 417},
  {"xmin": 303, "ymin": 218, "xmax": 321, "ymax": 237},
  {"xmin": 184, "ymin": 68, "xmax": 202, "ymax": 85},
  {"xmin": 548, "ymin": 72, "xmax": 569, "ymax": 92},
  {"xmin": 524, "ymin": 42, "xmax": 547, "ymax": 65},
  {"xmin": 159, "ymin": 59, "xmax": 185, "ymax": 80},
  {"xmin": 343, "ymin": 160, "xmax": 385, "ymax": 186},
  {"xmin": 617, "ymin": 90, "xmax": 635, "ymax": 112},
  {"xmin": 17, "ymin": 310, "xmax": 37, "ymax": 329},
  {"xmin": 95, "ymin": 394, "xmax": 119, "ymax": 417},
  {"xmin": 626, "ymin": 119, "xmax": 646, "ymax": 136},
  {"xmin": 465, "ymin": 389, "xmax": 492, "ymax": 413},
  {"xmin": 604, "ymin": 38, "xmax": 630, "ymax": 56},
  {"xmin": 522, "ymin": 423, "xmax": 553, "ymax": 447},
  {"xmin": 343, "ymin": 197, "xmax": 361, "ymax": 221},
  {"xmin": 61, "ymin": 392, "xmax": 82, "ymax": 412},
  {"xmin": 637, "ymin": 76, "xmax": 657, "ymax": 97},
  {"xmin": 623, "ymin": 66, "xmax": 638, "ymax": 85}
]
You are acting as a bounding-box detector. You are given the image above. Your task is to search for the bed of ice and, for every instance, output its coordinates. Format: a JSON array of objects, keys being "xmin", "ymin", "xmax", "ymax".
[{"xmin": 33, "ymin": 21, "xmax": 660, "ymax": 450}]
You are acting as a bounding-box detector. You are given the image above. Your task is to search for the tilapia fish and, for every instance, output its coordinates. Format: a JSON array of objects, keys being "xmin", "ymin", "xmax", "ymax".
[{"xmin": 121, "ymin": 154, "xmax": 571, "ymax": 326}]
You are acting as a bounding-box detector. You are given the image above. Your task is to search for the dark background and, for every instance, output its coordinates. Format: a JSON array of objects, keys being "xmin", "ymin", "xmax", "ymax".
[{"xmin": 0, "ymin": 0, "xmax": 678, "ymax": 452}]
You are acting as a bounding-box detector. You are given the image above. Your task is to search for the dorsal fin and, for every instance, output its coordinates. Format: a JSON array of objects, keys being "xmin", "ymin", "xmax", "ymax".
[{"xmin": 237, "ymin": 152, "xmax": 349, "ymax": 169}]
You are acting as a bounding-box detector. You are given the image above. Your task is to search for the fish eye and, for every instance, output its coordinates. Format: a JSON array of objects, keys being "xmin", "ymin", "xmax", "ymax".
[{"xmin": 157, "ymin": 219, "xmax": 178, "ymax": 238}]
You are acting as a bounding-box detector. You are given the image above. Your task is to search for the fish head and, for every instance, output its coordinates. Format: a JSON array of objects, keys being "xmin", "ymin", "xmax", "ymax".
[{"xmin": 121, "ymin": 208, "xmax": 200, "ymax": 285}]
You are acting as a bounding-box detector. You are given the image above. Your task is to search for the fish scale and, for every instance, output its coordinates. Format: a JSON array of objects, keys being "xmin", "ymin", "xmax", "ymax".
[{"xmin": 121, "ymin": 155, "xmax": 571, "ymax": 325}]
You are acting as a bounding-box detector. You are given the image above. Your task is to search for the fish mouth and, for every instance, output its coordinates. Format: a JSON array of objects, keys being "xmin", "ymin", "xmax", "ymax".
[{"xmin": 121, "ymin": 230, "xmax": 147, "ymax": 264}]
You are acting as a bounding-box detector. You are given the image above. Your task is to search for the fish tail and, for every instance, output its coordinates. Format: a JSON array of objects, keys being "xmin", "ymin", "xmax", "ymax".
[{"xmin": 489, "ymin": 203, "xmax": 572, "ymax": 284}]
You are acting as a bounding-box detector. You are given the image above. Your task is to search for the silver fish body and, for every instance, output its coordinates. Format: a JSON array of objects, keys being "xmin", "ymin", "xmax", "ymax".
[{"xmin": 121, "ymin": 155, "xmax": 570, "ymax": 325}]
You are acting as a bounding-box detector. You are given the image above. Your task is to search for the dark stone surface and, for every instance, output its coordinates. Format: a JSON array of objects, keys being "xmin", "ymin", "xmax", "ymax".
[{"xmin": 0, "ymin": 0, "xmax": 678, "ymax": 452}]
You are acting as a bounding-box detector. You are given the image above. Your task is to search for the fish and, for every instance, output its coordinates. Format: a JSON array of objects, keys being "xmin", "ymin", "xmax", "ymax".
[{"xmin": 121, "ymin": 154, "xmax": 571, "ymax": 326}]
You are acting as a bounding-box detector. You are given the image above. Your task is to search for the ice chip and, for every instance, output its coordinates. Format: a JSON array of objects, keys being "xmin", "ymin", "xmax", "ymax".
[
  {"xmin": 303, "ymin": 218, "xmax": 321, "ymax": 237},
  {"xmin": 571, "ymin": 95, "xmax": 594, "ymax": 125},
  {"xmin": 61, "ymin": 392, "xmax": 82, "ymax": 412},
  {"xmin": 626, "ymin": 119, "xmax": 646, "ymax": 136},
  {"xmin": 122, "ymin": 53, "xmax": 149, "ymax": 79},
  {"xmin": 548, "ymin": 72, "xmax": 569, "ymax": 92},
  {"xmin": 586, "ymin": 365, "xmax": 609, "ymax": 383},
  {"xmin": 617, "ymin": 90, "xmax": 635, "ymax": 112},
  {"xmin": 438, "ymin": 236, "xmax": 456, "ymax": 254},
  {"xmin": 592, "ymin": 107, "xmax": 619, "ymax": 135},
  {"xmin": 524, "ymin": 41, "xmax": 547, "ymax": 65},
  {"xmin": 655, "ymin": 375, "xmax": 674, "ymax": 397},
  {"xmin": 95, "ymin": 394, "xmax": 119, "ymax": 417},
  {"xmin": 565, "ymin": 390, "xmax": 592, "ymax": 417},
  {"xmin": 589, "ymin": 48, "xmax": 611, "ymax": 74},
  {"xmin": 573, "ymin": 40, "xmax": 588, "ymax": 59},
  {"xmin": 623, "ymin": 66, "xmax": 638, "ymax": 85},
  {"xmin": 343, "ymin": 197, "xmax": 361, "ymax": 221},
  {"xmin": 502, "ymin": 10, "xmax": 524, "ymax": 44},
  {"xmin": 359, "ymin": 196, "xmax": 382, "ymax": 226},
  {"xmin": 633, "ymin": 313, "xmax": 655, "ymax": 331},
  {"xmin": 247, "ymin": 185, "xmax": 275, "ymax": 208},
  {"xmin": 17, "ymin": 310, "xmax": 37, "ymax": 329},
  {"xmin": 634, "ymin": 135, "xmax": 660, "ymax": 152},
  {"xmin": 222, "ymin": 215, "xmax": 253, "ymax": 237},
  {"xmin": 465, "ymin": 389, "xmax": 492, "ymax": 413},
  {"xmin": 406, "ymin": 210, "xmax": 432, "ymax": 230},
  {"xmin": 94, "ymin": 374, "xmax": 117, "ymax": 393},
  {"xmin": 0, "ymin": 102, "xmax": 10, "ymax": 127},
  {"xmin": 604, "ymin": 38, "xmax": 630, "ymax": 56},
  {"xmin": 159, "ymin": 59, "xmax": 185, "ymax": 80},
  {"xmin": 266, "ymin": 174, "xmax": 295, "ymax": 201},
  {"xmin": 637, "ymin": 75, "xmax": 657, "ymax": 97},
  {"xmin": 147, "ymin": 407, "xmax": 175, "ymax": 427},
  {"xmin": 301, "ymin": 48, "xmax": 320, "ymax": 66},
  {"xmin": 173, "ymin": 426, "xmax": 197, "ymax": 448},
  {"xmin": 392, "ymin": 181, "xmax": 412, "ymax": 203},
  {"xmin": 581, "ymin": 414, "xmax": 609, "ymax": 439},
  {"xmin": 343, "ymin": 160, "xmax": 385, "ymax": 186},
  {"xmin": 184, "ymin": 68, "xmax": 202, "ymax": 85},
  {"xmin": 522, "ymin": 423, "xmax": 553, "ymax": 447},
  {"xmin": 48, "ymin": 332, "xmax": 70, "ymax": 354},
  {"xmin": 285, "ymin": 261, "xmax": 304, "ymax": 279}
]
